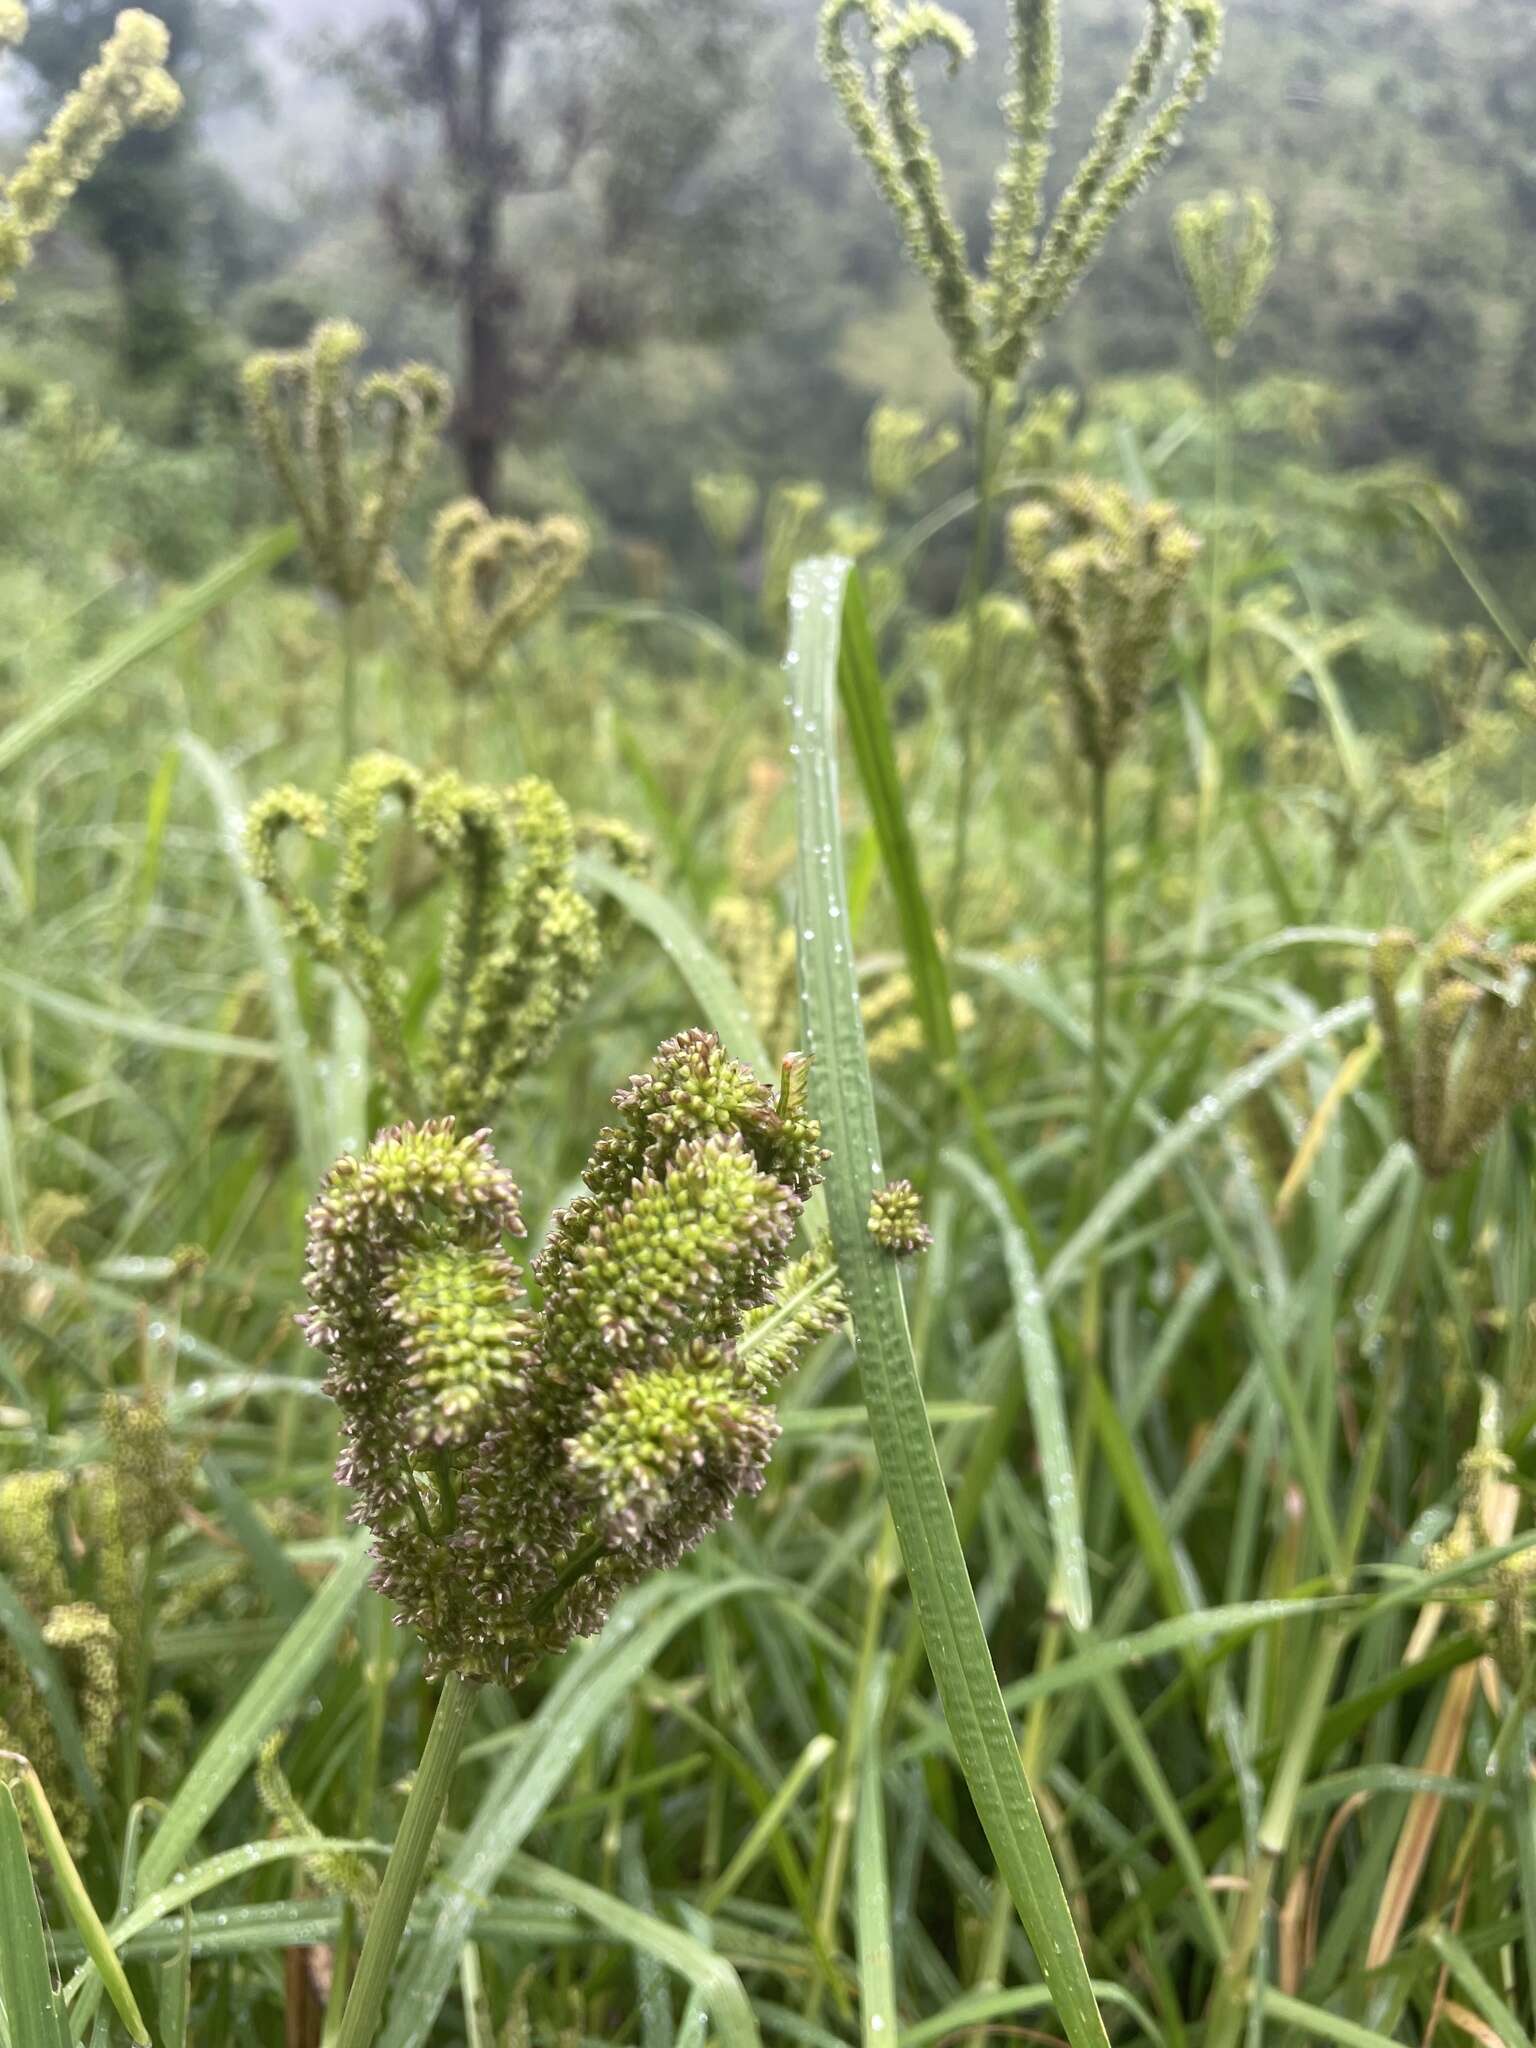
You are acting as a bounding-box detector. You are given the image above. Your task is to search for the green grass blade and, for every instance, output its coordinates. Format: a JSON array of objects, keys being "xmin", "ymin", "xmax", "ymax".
[
  {"xmin": 831, "ymin": 570, "xmax": 956, "ymax": 1065},
  {"xmin": 0, "ymin": 1780, "xmax": 72, "ymax": 2048},
  {"xmin": 787, "ymin": 556, "xmax": 1109, "ymax": 2048},
  {"xmin": 0, "ymin": 526, "xmax": 296, "ymax": 778},
  {"xmin": 575, "ymin": 853, "xmax": 770, "ymax": 1073},
  {"xmin": 157, "ymin": 1927, "xmax": 191, "ymax": 2048},
  {"xmin": 0, "ymin": 1051, "xmax": 24, "ymax": 1255},
  {"xmin": 201, "ymin": 1455, "xmax": 310, "ymax": 1625},
  {"xmin": 1498, "ymin": 1704, "xmax": 1536, "ymax": 2011},
  {"xmin": 66, "ymin": 1838, "xmax": 385, "ymax": 1994},
  {"xmin": 0, "ymin": 970, "xmax": 277, "ymax": 1062},
  {"xmin": 134, "ymin": 1533, "xmax": 371, "ymax": 1892},
  {"xmin": 942, "ymin": 1148, "xmax": 1089, "ymax": 1628},
  {"xmin": 507, "ymin": 1854, "xmax": 759, "ymax": 2048},
  {"xmin": 701, "ymin": 1735, "xmax": 835, "ymax": 1914},
  {"xmin": 8, "ymin": 1767, "xmax": 147, "ymax": 2044},
  {"xmin": 1424, "ymin": 1926, "xmax": 1535, "ymax": 2048},
  {"xmin": 852, "ymin": 1665, "xmax": 896, "ymax": 2048},
  {"xmin": 899, "ymin": 1983, "xmax": 1164, "ymax": 2048},
  {"xmin": 1042, "ymin": 999, "xmax": 1374, "ymax": 1301},
  {"xmin": 1257, "ymin": 1989, "xmax": 1432, "ymax": 2048}
]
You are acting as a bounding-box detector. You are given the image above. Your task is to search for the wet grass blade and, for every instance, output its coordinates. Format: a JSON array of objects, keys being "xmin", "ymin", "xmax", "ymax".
[
  {"xmin": 0, "ymin": 1779, "xmax": 72, "ymax": 2048},
  {"xmin": 134, "ymin": 1533, "xmax": 371, "ymax": 1891},
  {"xmin": 852, "ymin": 1663, "xmax": 896, "ymax": 2047},
  {"xmin": 943, "ymin": 1147, "xmax": 1089, "ymax": 1629},
  {"xmin": 7, "ymin": 1764, "xmax": 148, "ymax": 2044},
  {"xmin": 830, "ymin": 570, "xmax": 956, "ymax": 1065},
  {"xmin": 508, "ymin": 1854, "xmax": 758, "ymax": 2048},
  {"xmin": 202, "ymin": 1455, "xmax": 310, "ymax": 1625},
  {"xmin": 787, "ymin": 556, "xmax": 1109, "ymax": 2048},
  {"xmin": 1258, "ymin": 1989, "xmax": 1433, "ymax": 2048},
  {"xmin": 1043, "ymin": 999, "xmax": 1374, "ymax": 1301},
  {"xmin": 0, "ymin": 525, "xmax": 296, "ymax": 778},
  {"xmin": 1423, "ymin": 1927, "xmax": 1535, "ymax": 2048},
  {"xmin": 0, "ymin": 970, "xmax": 277, "ymax": 1063}
]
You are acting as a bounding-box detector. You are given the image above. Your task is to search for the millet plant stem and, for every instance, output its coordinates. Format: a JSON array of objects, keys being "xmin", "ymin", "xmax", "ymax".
[
  {"xmin": 341, "ymin": 603, "xmax": 359, "ymax": 765},
  {"xmin": 943, "ymin": 382, "xmax": 999, "ymax": 949},
  {"xmin": 1085, "ymin": 756, "xmax": 1111, "ymax": 1364},
  {"xmin": 1186, "ymin": 353, "xmax": 1232, "ymax": 986},
  {"xmin": 324, "ymin": 1591, "xmax": 395, "ymax": 2046},
  {"xmin": 119, "ymin": 1533, "xmax": 163, "ymax": 1814},
  {"xmin": 452, "ymin": 686, "xmax": 470, "ymax": 772},
  {"xmin": 334, "ymin": 1669, "xmax": 477, "ymax": 2048},
  {"xmin": 1204, "ymin": 1624, "xmax": 1345, "ymax": 2047}
]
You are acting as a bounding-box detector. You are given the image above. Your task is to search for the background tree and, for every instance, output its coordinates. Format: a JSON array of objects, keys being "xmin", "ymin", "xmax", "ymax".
[
  {"xmin": 18, "ymin": 0, "xmax": 267, "ymax": 376},
  {"xmin": 327, "ymin": 0, "xmax": 777, "ymax": 504}
]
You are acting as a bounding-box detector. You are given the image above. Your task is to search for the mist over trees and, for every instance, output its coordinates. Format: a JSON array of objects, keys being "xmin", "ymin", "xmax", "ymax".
[{"xmin": 13, "ymin": 0, "xmax": 1536, "ymax": 557}]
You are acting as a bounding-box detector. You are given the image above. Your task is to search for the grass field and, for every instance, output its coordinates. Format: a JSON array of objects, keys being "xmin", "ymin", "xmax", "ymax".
[{"xmin": 4, "ymin": 5, "xmax": 1536, "ymax": 2047}]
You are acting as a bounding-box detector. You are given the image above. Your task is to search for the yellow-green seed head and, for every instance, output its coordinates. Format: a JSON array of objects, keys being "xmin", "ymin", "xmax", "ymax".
[
  {"xmin": 0, "ymin": 9, "xmax": 182, "ymax": 298},
  {"xmin": 692, "ymin": 471, "xmax": 760, "ymax": 553},
  {"xmin": 303, "ymin": 1035, "xmax": 840, "ymax": 1684},
  {"xmin": 868, "ymin": 1178, "xmax": 933, "ymax": 1256},
  {"xmin": 1008, "ymin": 479, "xmax": 1199, "ymax": 767},
  {"xmin": 1173, "ymin": 187, "xmax": 1277, "ymax": 357},
  {"xmin": 242, "ymin": 320, "xmax": 451, "ymax": 606},
  {"xmin": 866, "ymin": 402, "xmax": 960, "ymax": 505},
  {"xmin": 820, "ymin": 0, "xmax": 1223, "ymax": 386},
  {"xmin": 1370, "ymin": 925, "xmax": 1536, "ymax": 1178},
  {"xmin": 246, "ymin": 757, "xmax": 604, "ymax": 1128},
  {"xmin": 384, "ymin": 498, "xmax": 590, "ymax": 694}
]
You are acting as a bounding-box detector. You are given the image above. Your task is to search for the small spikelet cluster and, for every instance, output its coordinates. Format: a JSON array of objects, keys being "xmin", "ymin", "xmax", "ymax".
[
  {"xmin": 303, "ymin": 1034, "xmax": 838, "ymax": 1684},
  {"xmin": 693, "ymin": 471, "xmax": 760, "ymax": 555},
  {"xmin": 242, "ymin": 320, "xmax": 450, "ymax": 607},
  {"xmin": 0, "ymin": 9, "xmax": 181, "ymax": 298},
  {"xmin": 866, "ymin": 402, "xmax": 960, "ymax": 506},
  {"xmin": 1424, "ymin": 1394, "xmax": 1534, "ymax": 1689},
  {"xmin": 257, "ymin": 1731, "xmax": 381, "ymax": 1917},
  {"xmin": 819, "ymin": 0, "xmax": 1222, "ymax": 386},
  {"xmin": 735, "ymin": 1239, "xmax": 847, "ymax": 1391},
  {"xmin": 1173, "ymin": 188, "xmax": 1276, "ymax": 357},
  {"xmin": 0, "ymin": 1392, "xmax": 187, "ymax": 1851},
  {"xmin": 301, "ymin": 1120, "xmax": 533, "ymax": 1657},
  {"xmin": 762, "ymin": 482, "xmax": 829, "ymax": 643},
  {"xmin": 868, "ymin": 1178, "xmax": 933, "ymax": 1256},
  {"xmin": 1370, "ymin": 926, "xmax": 1536, "ymax": 1180},
  {"xmin": 1009, "ymin": 480, "xmax": 1199, "ymax": 768},
  {"xmin": 384, "ymin": 498, "xmax": 590, "ymax": 696},
  {"xmin": 246, "ymin": 754, "xmax": 604, "ymax": 1128}
]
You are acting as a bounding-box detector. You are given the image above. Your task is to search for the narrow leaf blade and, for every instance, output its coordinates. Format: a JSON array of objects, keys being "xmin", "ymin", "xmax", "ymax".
[{"xmin": 787, "ymin": 556, "xmax": 1109, "ymax": 2048}]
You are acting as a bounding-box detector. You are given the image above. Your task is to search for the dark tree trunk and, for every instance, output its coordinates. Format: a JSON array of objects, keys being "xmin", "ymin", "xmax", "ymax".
[
  {"xmin": 459, "ymin": 0, "xmax": 508, "ymax": 506},
  {"xmin": 462, "ymin": 202, "xmax": 501, "ymax": 505}
]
